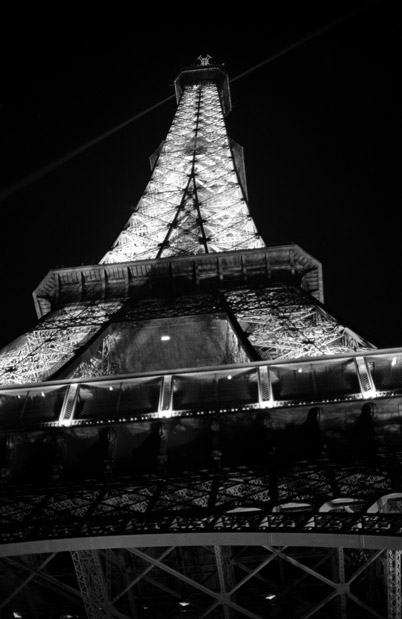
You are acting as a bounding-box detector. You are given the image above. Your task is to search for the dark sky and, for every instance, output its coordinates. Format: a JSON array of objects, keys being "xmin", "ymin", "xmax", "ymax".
[{"xmin": 0, "ymin": 2, "xmax": 400, "ymax": 351}]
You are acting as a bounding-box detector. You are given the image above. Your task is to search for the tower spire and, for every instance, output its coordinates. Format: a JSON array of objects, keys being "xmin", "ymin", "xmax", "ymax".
[{"xmin": 100, "ymin": 59, "xmax": 264, "ymax": 264}]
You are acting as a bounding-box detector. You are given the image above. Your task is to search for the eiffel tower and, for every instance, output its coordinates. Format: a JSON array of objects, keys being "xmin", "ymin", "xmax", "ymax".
[{"xmin": 0, "ymin": 56, "xmax": 402, "ymax": 619}]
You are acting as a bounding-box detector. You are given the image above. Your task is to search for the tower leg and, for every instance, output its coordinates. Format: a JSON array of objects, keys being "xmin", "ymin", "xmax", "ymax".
[{"xmin": 387, "ymin": 550, "xmax": 402, "ymax": 619}]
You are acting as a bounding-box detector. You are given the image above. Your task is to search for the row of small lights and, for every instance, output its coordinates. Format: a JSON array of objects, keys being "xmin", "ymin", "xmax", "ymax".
[{"xmin": 8, "ymin": 353, "xmax": 402, "ymax": 427}]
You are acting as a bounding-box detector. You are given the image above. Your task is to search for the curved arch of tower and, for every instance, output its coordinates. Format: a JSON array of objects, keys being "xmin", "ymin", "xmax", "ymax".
[{"xmin": 0, "ymin": 56, "xmax": 401, "ymax": 619}]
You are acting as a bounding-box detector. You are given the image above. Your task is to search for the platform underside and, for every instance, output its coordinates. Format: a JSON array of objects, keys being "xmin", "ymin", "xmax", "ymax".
[{"xmin": 0, "ymin": 457, "xmax": 400, "ymax": 619}]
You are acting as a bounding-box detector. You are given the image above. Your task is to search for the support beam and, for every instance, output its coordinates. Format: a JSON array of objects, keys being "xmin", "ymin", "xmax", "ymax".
[
  {"xmin": 127, "ymin": 547, "xmax": 264, "ymax": 619},
  {"xmin": 387, "ymin": 550, "xmax": 402, "ymax": 619},
  {"xmin": 0, "ymin": 554, "xmax": 56, "ymax": 612},
  {"xmin": 214, "ymin": 546, "xmax": 231, "ymax": 619},
  {"xmin": 71, "ymin": 550, "xmax": 131, "ymax": 619}
]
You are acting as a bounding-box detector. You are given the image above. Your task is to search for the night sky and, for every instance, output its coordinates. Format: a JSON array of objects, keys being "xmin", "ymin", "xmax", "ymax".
[{"xmin": 0, "ymin": 3, "xmax": 400, "ymax": 352}]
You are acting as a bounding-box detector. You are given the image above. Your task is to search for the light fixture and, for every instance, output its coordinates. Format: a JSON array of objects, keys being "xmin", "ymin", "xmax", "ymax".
[
  {"xmin": 179, "ymin": 600, "xmax": 190, "ymax": 607},
  {"xmin": 297, "ymin": 368, "xmax": 303, "ymax": 373},
  {"xmin": 227, "ymin": 375, "xmax": 232, "ymax": 380},
  {"xmin": 362, "ymin": 388, "xmax": 377, "ymax": 399},
  {"xmin": 161, "ymin": 335, "xmax": 171, "ymax": 341},
  {"xmin": 13, "ymin": 613, "xmax": 23, "ymax": 619},
  {"xmin": 392, "ymin": 357, "xmax": 397, "ymax": 366},
  {"xmin": 265, "ymin": 593, "xmax": 276, "ymax": 600}
]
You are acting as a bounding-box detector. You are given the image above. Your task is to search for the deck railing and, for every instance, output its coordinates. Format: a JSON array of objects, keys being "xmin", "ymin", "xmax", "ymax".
[{"xmin": 1, "ymin": 348, "xmax": 402, "ymax": 428}]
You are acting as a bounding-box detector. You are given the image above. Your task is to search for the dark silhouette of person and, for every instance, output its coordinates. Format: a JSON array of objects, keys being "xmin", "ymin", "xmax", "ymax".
[
  {"xmin": 350, "ymin": 402, "xmax": 377, "ymax": 461},
  {"xmin": 299, "ymin": 407, "xmax": 325, "ymax": 460}
]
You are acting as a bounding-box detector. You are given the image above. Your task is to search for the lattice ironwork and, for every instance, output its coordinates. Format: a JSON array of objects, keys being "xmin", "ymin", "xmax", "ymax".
[
  {"xmin": 0, "ymin": 57, "xmax": 398, "ymax": 619},
  {"xmin": 71, "ymin": 549, "xmax": 114, "ymax": 619},
  {"xmin": 0, "ymin": 545, "xmax": 391, "ymax": 619},
  {"xmin": 225, "ymin": 287, "xmax": 373, "ymax": 360},
  {"xmin": 100, "ymin": 74, "xmax": 264, "ymax": 264},
  {"xmin": 387, "ymin": 550, "xmax": 402, "ymax": 619},
  {"xmin": 1, "ymin": 461, "xmax": 402, "ymax": 547},
  {"xmin": 0, "ymin": 302, "xmax": 121, "ymax": 386}
]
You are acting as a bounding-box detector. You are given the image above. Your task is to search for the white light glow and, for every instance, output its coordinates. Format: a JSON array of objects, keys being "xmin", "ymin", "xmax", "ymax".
[
  {"xmin": 59, "ymin": 419, "xmax": 73, "ymax": 428},
  {"xmin": 392, "ymin": 357, "xmax": 397, "ymax": 366},
  {"xmin": 265, "ymin": 593, "xmax": 276, "ymax": 600},
  {"xmin": 161, "ymin": 335, "xmax": 171, "ymax": 341},
  {"xmin": 362, "ymin": 388, "xmax": 377, "ymax": 399}
]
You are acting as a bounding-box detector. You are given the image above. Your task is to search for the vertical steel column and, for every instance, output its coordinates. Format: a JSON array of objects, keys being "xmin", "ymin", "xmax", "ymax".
[
  {"xmin": 214, "ymin": 546, "xmax": 231, "ymax": 619},
  {"xmin": 337, "ymin": 547, "xmax": 348, "ymax": 619},
  {"xmin": 387, "ymin": 550, "xmax": 402, "ymax": 619}
]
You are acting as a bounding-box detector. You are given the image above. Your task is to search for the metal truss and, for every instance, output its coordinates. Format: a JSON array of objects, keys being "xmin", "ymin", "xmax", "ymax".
[
  {"xmin": 387, "ymin": 550, "xmax": 402, "ymax": 619},
  {"xmin": 100, "ymin": 78, "xmax": 264, "ymax": 264},
  {"xmin": 0, "ymin": 545, "xmax": 393, "ymax": 618},
  {"xmin": 0, "ymin": 59, "xmax": 396, "ymax": 619},
  {"xmin": 225, "ymin": 287, "xmax": 373, "ymax": 359},
  {"xmin": 71, "ymin": 549, "xmax": 113, "ymax": 619},
  {"xmin": 28, "ymin": 285, "xmax": 374, "ymax": 383},
  {"xmin": 2, "ymin": 459, "xmax": 402, "ymax": 547},
  {"xmin": 0, "ymin": 302, "xmax": 121, "ymax": 386}
]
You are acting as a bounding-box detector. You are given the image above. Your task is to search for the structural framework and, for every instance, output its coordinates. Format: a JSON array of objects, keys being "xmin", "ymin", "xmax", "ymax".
[{"xmin": 1, "ymin": 56, "xmax": 402, "ymax": 619}]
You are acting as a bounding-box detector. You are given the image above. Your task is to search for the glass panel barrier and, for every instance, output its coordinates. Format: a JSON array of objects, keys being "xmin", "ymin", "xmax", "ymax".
[
  {"xmin": 367, "ymin": 354, "xmax": 402, "ymax": 393},
  {"xmin": 270, "ymin": 358, "xmax": 361, "ymax": 402},
  {"xmin": 172, "ymin": 367, "xmax": 259, "ymax": 411},
  {"xmin": 74, "ymin": 377, "xmax": 162, "ymax": 422},
  {"xmin": 0, "ymin": 385, "xmax": 67, "ymax": 425}
]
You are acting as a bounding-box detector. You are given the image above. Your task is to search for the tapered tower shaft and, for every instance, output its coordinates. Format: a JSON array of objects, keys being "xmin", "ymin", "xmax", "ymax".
[{"xmin": 101, "ymin": 62, "xmax": 264, "ymax": 263}]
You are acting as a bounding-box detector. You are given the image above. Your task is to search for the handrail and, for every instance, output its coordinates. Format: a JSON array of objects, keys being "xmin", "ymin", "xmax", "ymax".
[{"xmin": 1, "ymin": 348, "xmax": 402, "ymax": 429}]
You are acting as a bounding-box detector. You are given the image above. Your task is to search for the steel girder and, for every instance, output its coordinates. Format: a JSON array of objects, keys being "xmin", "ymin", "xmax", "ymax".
[
  {"xmin": 2, "ymin": 459, "xmax": 402, "ymax": 549},
  {"xmin": 387, "ymin": 550, "xmax": 402, "ymax": 619},
  {"xmin": 0, "ymin": 545, "xmax": 393, "ymax": 618}
]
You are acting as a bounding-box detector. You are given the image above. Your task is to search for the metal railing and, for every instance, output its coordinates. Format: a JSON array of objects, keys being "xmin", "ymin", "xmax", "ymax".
[{"xmin": 1, "ymin": 348, "xmax": 402, "ymax": 429}]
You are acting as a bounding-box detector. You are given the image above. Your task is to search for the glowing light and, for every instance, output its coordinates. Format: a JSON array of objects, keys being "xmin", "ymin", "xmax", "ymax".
[
  {"xmin": 298, "ymin": 368, "xmax": 303, "ymax": 373},
  {"xmin": 227, "ymin": 375, "xmax": 232, "ymax": 380},
  {"xmin": 109, "ymin": 386, "xmax": 114, "ymax": 391},
  {"xmin": 161, "ymin": 335, "xmax": 171, "ymax": 341},
  {"xmin": 60, "ymin": 419, "xmax": 73, "ymax": 428},
  {"xmin": 179, "ymin": 601, "xmax": 190, "ymax": 607},
  {"xmin": 13, "ymin": 613, "xmax": 23, "ymax": 619},
  {"xmin": 41, "ymin": 391, "xmax": 46, "ymax": 397},
  {"xmin": 362, "ymin": 388, "xmax": 377, "ymax": 399},
  {"xmin": 392, "ymin": 357, "xmax": 397, "ymax": 366},
  {"xmin": 265, "ymin": 593, "xmax": 276, "ymax": 600}
]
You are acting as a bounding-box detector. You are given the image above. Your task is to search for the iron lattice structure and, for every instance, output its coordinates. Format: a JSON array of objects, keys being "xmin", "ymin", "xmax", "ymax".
[
  {"xmin": 0, "ymin": 57, "xmax": 401, "ymax": 618},
  {"xmin": 100, "ymin": 68, "xmax": 264, "ymax": 263},
  {"xmin": 0, "ymin": 302, "xmax": 122, "ymax": 386}
]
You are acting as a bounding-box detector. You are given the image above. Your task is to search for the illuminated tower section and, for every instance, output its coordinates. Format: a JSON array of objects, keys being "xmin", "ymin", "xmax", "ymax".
[
  {"xmin": 101, "ymin": 60, "xmax": 264, "ymax": 263},
  {"xmin": 1, "ymin": 56, "xmax": 402, "ymax": 619},
  {"xmin": 0, "ymin": 58, "xmax": 374, "ymax": 388}
]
